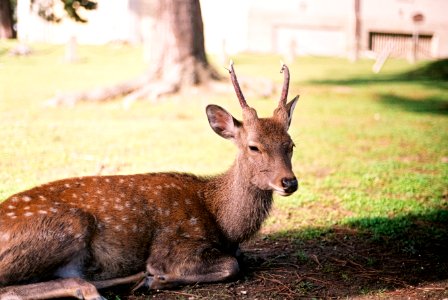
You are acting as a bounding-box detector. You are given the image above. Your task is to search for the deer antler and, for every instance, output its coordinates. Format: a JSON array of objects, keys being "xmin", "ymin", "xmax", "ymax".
[
  {"xmin": 279, "ymin": 61, "xmax": 290, "ymax": 107},
  {"xmin": 228, "ymin": 60, "xmax": 249, "ymax": 109}
]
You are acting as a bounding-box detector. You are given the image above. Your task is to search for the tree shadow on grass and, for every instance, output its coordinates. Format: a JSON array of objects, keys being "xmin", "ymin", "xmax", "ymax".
[
  {"xmin": 113, "ymin": 209, "xmax": 448, "ymax": 299},
  {"xmin": 378, "ymin": 93, "xmax": 448, "ymax": 115},
  {"xmin": 309, "ymin": 59, "xmax": 448, "ymax": 91}
]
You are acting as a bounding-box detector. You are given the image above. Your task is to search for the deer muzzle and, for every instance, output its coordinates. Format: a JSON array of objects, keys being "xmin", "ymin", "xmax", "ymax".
[
  {"xmin": 269, "ymin": 176, "xmax": 298, "ymax": 196},
  {"xmin": 281, "ymin": 177, "xmax": 298, "ymax": 194}
]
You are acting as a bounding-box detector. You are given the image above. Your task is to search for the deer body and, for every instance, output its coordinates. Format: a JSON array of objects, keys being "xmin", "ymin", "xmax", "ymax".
[{"xmin": 0, "ymin": 63, "xmax": 299, "ymax": 299}]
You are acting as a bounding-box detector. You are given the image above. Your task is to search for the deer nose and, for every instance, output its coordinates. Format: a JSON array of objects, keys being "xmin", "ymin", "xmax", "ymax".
[{"xmin": 281, "ymin": 177, "xmax": 298, "ymax": 194}]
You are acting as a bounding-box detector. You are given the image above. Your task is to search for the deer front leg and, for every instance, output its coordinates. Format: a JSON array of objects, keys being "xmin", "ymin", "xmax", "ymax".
[
  {"xmin": 0, "ymin": 272, "xmax": 147, "ymax": 300},
  {"xmin": 138, "ymin": 254, "xmax": 239, "ymax": 290},
  {"xmin": 0, "ymin": 278, "xmax": 104, "ymax": 300}
]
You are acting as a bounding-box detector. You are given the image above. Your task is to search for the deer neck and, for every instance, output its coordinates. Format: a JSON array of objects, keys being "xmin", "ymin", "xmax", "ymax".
[{"xmin": 206, "ymin": 156, "xmax": 273, "ymax": 244}]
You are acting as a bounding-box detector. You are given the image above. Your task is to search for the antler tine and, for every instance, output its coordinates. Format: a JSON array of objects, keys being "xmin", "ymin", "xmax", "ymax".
[
  {"xmin": 279, "ymin": 61, "xmax": 290, "ymax": 106},
  {"xmin": 228, "ymin": 60, "xmax": 249, "ymax": 109}
]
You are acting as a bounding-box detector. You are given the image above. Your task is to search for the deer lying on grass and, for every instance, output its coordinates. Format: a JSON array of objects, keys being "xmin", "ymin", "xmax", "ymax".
[{"xmin": 0, "ymin": 62, "xmax": 299, "ymax": 300}]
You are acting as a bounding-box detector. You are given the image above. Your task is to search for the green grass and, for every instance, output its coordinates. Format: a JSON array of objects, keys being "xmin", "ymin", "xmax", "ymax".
[{"xmin": 1, "ymin": 41, "xmax": 447, "ymax": 247}]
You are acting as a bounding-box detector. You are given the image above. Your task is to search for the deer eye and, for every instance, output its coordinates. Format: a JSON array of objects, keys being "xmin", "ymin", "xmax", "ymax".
[{"xmin": 248, "ymin": 145, "xmax": 260, "ymax": 152}]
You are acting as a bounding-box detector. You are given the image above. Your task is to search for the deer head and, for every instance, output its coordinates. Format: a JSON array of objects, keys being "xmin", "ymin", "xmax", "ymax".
[{"xmin": 206, "ymin": 62, "xmax": 299, "ymax": 196}]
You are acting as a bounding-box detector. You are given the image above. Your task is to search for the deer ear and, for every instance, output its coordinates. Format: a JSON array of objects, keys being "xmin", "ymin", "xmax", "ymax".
[
  {"xmin": 206, "ymin": 105, "xmax": 241, "ymax": 140},
  {"xmin": 285, "ymin": 95, "xmax": 299, "ymax": 130}
]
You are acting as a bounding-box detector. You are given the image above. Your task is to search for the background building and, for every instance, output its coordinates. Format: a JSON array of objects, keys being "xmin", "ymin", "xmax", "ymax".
[{"xmin": 16, "ymin": 0, "xmax": 448, "ymax": 59}]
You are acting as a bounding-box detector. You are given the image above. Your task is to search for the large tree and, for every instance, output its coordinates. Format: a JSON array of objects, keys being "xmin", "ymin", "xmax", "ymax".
[
  {"xmin": 0, "ymin": 0, "xmax": 15, "ymax": 39},
  {"xmin": 47, "ymin": 0, "xmax": 221, "ymax": 105}
]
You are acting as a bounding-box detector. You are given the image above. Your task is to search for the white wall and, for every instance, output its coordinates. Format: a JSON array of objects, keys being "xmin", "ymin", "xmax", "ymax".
[{"xmin": 200, "ymin": 0, "xmax": 253, "ymax": 55}]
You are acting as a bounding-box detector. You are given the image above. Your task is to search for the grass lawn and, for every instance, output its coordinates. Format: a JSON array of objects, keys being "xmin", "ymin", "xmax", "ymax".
[{"xmin": 1, "ymin": 41, "xmax": 447, "ymax": 298}]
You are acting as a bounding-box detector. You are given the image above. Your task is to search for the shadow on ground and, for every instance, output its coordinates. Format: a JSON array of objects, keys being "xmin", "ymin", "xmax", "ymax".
[
  {"xmin": 107, "ymin": 209, "xmax": 448, "ymax": 299},
  {"xmin": 377, "ymin": 93, "xmax": 448, "ymax": 115},
  {"xmin": 309, "ymin": 58, "xmax": 448, "ymax": 91}
]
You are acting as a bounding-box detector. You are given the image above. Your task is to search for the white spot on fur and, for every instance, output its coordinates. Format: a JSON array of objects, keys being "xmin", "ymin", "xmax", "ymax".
[
  {"xmin": 38, "ymin": 195, "xmax": 47, "ymax": 201},
  {"xmin": 66, "ymin": 226, "xmax": 74, "ymax": 234},
  {"xmin": 23, "ymin": 206, "xmax": 30, "ymax": 210},
  {"xmin": 132, "ymin": 224, "xmax": 138, "ymax": 232},
  {"xmin": 185, "ymin": 198, "xmax": 192, "ymax": 205},
  {"xmin": 105, "ymin": 178, "xmax": 111, "ymax": 183},
  {"xmin": 119, "ymin": 178, "xmax": 125, "ymax": 184},
  {"xmin": 64, "ymin": 183, "xmax": 71, "ymax": 188},
  {"xmin": 0, "ymin": 232, "xmax": 11, "ymax": 242},
  {"xmin": 6, "ymin": 212, "xmax": 15, "ymax": 217},
  {"xmin": 96, "ymin": 190, "xmax": 102, "ymax": 195},
  {"xmin": 125, "ymin": 201, "xmax": 131, "ymax": 208},
  {"xmin": 153, "ymin": 191, "xmax": 159, "ymax": 196},
  {"xmin": 121, "ymin": 216, "xmax": 129, "ymax": 222},
  {"xmin": 164, "ymin": 209, "xmax": 170, "ymax": 216},
  {"xmin": 114, "ymin": 205, "xmax": 124, "ymax": 211},
  {"xmin": 72, "ymin": 194, "xmax": 78, "ymax": 199},
  {"xmin": 156, "ymin": 185, "xmax": 162, "ymax": 190},
  {"xmin": 173, "ymin": 201, "xmax": 178, "ymax": 207},
  {"xmin": 11, "ymin": 197, "xmax": 18, "ymax": 202},
  {"xmin": 22, "ymin": 196, "xmax": 32, "ymax": 202},
  {"xmin": 189, "ymin": 217, "xmax": 198, "ymax": 225},
  {"xmin": 50, "ymin": 207, "xmax": 58, "ymax": 213},
  {"xmin": 163, "ymin": 227, "xmax": 173, "ymax": 234},
  {"xmin": 24, "ymin": 212, "xmax": 33, "ymax": 217},
  {"xmin": 7, "ymin": 205, "xmax": 15, "ymax": 209},
  {"xmin": 38, "ymin": 210, "xmax": 48, "ymax": 215}
]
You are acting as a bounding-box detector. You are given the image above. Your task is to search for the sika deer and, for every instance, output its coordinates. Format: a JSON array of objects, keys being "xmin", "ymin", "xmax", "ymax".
[{"xmin": 0, "ymin": 62, "xmax": 299, "ymax": 300}]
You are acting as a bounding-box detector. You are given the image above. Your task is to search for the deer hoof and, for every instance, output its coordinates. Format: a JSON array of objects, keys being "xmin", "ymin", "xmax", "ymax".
[{"xmin": 131, "ymin": 275, "xmax": 154, "ymax": 292}]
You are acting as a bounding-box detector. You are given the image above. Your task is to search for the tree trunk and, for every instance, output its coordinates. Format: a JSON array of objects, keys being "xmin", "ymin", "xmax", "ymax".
[
  {"xmin": 48, "ymin": 0, "xmax": 221, "ymax": 106},
  {"xmin": 0, "ymin": 0, "xmax": 15, "ymax": 39}
]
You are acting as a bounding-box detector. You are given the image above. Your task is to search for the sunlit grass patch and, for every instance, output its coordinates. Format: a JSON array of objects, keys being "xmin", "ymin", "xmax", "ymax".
[{"xmin": 1, "ymin": 42, "xmax": 447, "ymax": 249}]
